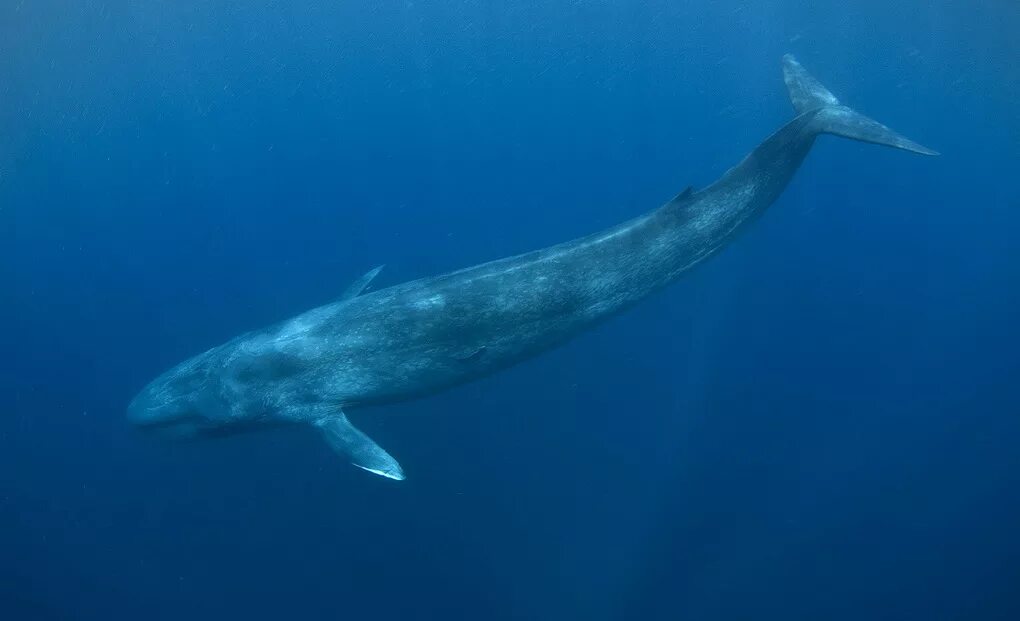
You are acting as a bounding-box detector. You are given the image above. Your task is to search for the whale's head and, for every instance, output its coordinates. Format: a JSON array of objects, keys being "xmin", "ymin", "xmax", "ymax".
[{"xmin": 128, "ymin": 348, "xmax": 232, "ymax": 439}]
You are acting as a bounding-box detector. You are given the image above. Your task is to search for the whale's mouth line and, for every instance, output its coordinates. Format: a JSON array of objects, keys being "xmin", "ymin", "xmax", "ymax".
[
  {"xmin": 131, "ymin": 411, "xmax": 209, "ymax": 436},
  {"xmin": 133, "ymin": 415, "xmax": 194, "ymax": 429}
]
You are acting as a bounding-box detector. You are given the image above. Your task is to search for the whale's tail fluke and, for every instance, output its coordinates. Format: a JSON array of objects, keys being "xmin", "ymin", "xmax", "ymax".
[{"xmin": 782, "ymin": 54, "xmax": 938, "ymax": 156}]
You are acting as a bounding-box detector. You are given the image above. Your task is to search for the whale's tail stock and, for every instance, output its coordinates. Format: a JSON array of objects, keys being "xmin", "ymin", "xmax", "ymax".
[{"xmin": 782, "ymin": 54, "xmax": 938, "ymax": 156}]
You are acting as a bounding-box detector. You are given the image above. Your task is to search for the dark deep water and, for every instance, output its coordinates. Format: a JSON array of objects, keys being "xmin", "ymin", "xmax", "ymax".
[{"xmin": 3, "ymin": 1, "xmax": 1019, "ymax": 619}]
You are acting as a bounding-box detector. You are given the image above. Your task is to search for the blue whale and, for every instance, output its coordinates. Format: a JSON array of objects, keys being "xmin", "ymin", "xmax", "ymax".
[{"xmin": 129, "ymin": 56, "xmax": 936, "ymax": 480}]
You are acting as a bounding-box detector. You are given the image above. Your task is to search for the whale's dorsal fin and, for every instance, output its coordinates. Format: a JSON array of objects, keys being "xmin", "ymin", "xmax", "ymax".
[
  {"xmin": 339, "ymin": 265, "xmax": 384, "ymax": 302},
  {"xmin": 668, "ymin": 186, "xmax": 695, "ymax": 206},
  {"xmin": 314, "ymin": 410, "xmax": 405, "ymax": 480},
  {"xmin": 661, "ymin": 186, "xmax": 697, "ymax": 215}
]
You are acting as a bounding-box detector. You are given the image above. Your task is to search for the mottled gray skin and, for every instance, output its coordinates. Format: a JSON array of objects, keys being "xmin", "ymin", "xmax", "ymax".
[
  {"xmin": 129, "ymin": 117, "xmax": 810, "ymax": 431},
  {"xmin": 129, "ymin": 56, "xmax": 935, "ymax": 477}
]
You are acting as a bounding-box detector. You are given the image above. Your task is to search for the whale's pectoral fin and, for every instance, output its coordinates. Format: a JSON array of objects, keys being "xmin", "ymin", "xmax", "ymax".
[
  {"xmin": 314, "ymin": 411, "xmax": 405, "ymax": 480},
  {"xmin": 338, "ymin": 265, "xmax": 384, "ymax": 302}
]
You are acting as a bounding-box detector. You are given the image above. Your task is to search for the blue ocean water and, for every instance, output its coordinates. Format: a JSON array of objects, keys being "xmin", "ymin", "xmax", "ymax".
[{"xmin": 2, "ymin": 0, "xmax": 1019, "ymax": 619}]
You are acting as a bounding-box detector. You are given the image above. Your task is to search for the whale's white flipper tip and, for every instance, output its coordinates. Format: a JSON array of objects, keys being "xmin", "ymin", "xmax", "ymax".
[{"xmin": 354, "ymin": 463, "xmax": 406, "ymax": 481}]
